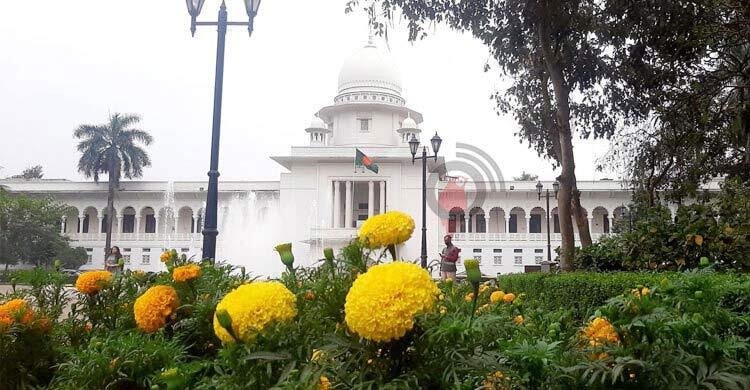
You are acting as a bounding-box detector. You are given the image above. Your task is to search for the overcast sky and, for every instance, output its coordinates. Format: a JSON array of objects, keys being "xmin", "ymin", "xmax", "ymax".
[{"xmin": 0, "ymin": 0, "xmax": 615, "ymax": 183}]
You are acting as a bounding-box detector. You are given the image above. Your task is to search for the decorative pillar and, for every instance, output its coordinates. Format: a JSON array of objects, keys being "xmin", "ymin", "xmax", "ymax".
[
  {"xmin": 78, "ymin": 214, "xmax": 85, "ymax": 233},
  {"xmin": 367, "ymin": 181, "xmax": 374, "ymax": 218},
  {"xmin": 154, "ymin": 217, "xmax": 160, "ymax": 236},
  {"xmin": 174, "ymin": 215, "xmax": 180, "ymax": 234},
  {"xmin": 345, "ymin": 181, "xmax": 353, "ymax": 229},
  {"xmin": 525, "ymin": 216, "xmax": 531, "ymax": 234},
  {"xmin": 192, "ymin": 213, "xmax": 199, "ymax": 234},
  {"xmin": 60, "ymin": 216, "xmax": 67, "ymax": 234},
  {"xmin": 463, "ymin": 215, "xmax": 469, "ymax": 233},
  {"xmin": 379, "ymin": 181, "xmax": 386, "ymax": 214},
  {"xmin": 97, "ymin": 216, "xmax": 103, "ymax": 234},
  {"xmin": 135, "ymin": 216, "xmax": 142, "ymax": 236},
  {"xmin": 333, "ymin": 181, "xmax": 341, "ymax": 228},
  {"xmin": 504, "ymin": 214, "xmax": 510, "ymax": 234},
  {"xmin": 606, "ymin": 215, "xmax": 613, "ymax": 234},
  {"xmin": 588, "ymin": 217, "xmax": 594, "ymax": 234}
]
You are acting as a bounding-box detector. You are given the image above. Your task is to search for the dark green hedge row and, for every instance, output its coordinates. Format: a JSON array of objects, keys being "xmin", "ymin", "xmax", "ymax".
[{"xmin": 497, "ymin": 271, "xmax": 746, "ymax": 319}]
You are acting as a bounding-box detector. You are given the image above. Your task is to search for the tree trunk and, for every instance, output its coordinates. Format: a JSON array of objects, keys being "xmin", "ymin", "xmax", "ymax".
[
  {"xmin": 571, "ymin": 183, "xmax": 593, "ymax": 247},
  {"xmin": 105, "ymin": 164, "xmax": 117, "ymax": 258}
]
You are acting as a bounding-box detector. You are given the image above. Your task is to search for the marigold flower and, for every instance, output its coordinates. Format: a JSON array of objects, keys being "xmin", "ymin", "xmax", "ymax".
[
  {"xmin": 311, "ymin": 349, "xmax": 324, "ymax": 362},
  {"xmin": 465, "ymin": 292, "xmax": 475, "ymax": 302},
  {"xmin": 134, "ymin": 285, "xmax": 180, "ymax": 333},
  {"xmin": 172, "ymin": 264, "xmax": 202, "ymax": 282},
  {"xmin": 357, "ymin": 211, "xmax": 415, "ymax": 248},
  {"xmin": 0, "ymin": 299, "xmax": 34, "ymax": 328},
  {"xmin": 75, "ymin": 270, "xmax": 112, "ymax": 295},
  {"xmin": 345, "ymin": 262, "xmax": 437, "ymax": 342},
  {"xmin": 583, "ymin": 316, "xmax": 620, "ymax": 347},
  {"xmin": 502, "ymin": 293, "xmax": 516, "ymax": 303},
  {"xmin": 318, "ymin": 376, "xmax": 331, "ymax": 390},
  {"xmin": 513, "ymin": 315, "xmax": 524, "ymax": 325},
  {"xmin": 160, "ymin": 251, "xmax": 171, "ymax": 263},
  {"xmin": 490, "ymin": 291, "xmax": 504, "ymax": 303},
  {"xmin": 213, "ymin": 281, "xmax": 297, "ymax": 344}
]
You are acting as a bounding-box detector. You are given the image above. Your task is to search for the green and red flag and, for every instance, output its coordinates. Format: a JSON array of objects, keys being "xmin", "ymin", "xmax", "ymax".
[{"xmin": 355, "ymin": 148, "xmax": 379, "ymax": 173}]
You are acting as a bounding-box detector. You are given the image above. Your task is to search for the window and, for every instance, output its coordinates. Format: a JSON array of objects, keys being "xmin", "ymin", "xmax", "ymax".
[
  {"xmin": 181, "ymin": 248, "xmax": 189, "ymax": 252},
  {"xmin": 509, "ymin": 214, "xmax": 518, "ymax": 233},
  {"xmin": 514, "ymin": 256, "xmax": 523, "ymax": 265},
  {"xmin": 358, "ymin": 118, "xmax": 370, "ymax": 132},
  {"xmin": 141, "ymin": 255, "xmax": 151, "ymax": 265},
  {"xmin": 514, "ymin": 249, "xmax": 523, "ymax": 253},
  {"xmin": 358, "ymin": 203, "xmax": 368, "ymax": 210},
  {"xmin": 142, "ymin": 248, "xmax": 151, "ymax": 252},
  {"xmin": 124, "ymin": 255, "xmax": 131, "ymax": 264},
  {"xmin": 603, "ymin": 216, "xmax": 610, "ymax": 233},
  {"xmin": 493, "ymin": 256, "xmax": 502, "ymax": 265},
  {"xmin": 529, "ymin": 214, "xmax": 542, "ymax": 233},
  {"xmin": 553, "ymin": 214, "xmax": 560, "ymax": 233},
  {"xmin": 493, "ymin": 248, "xmax": 502, "ymax": 253},
  {"xmin": 472, "ymin": 248, "xmax": 482, "ymax": 253},
  {"xmin": 101, "ymin": 215, "xmax": 108, "ymax": 233},
  {"xmin": 535, "ymin": 256, "xmax": 543, "ymax": 264},
  {"xmin": 82, "ymin": 215, "xmax": 90, "ymax": 233},
  {"xmin": 122, "ymin": 214, "xmax": 135, "ymax": 233},
  {"xmin": 473, "ymin": 255, "xmax": 482, "ymax": 263},
  {"xmin": 534, "ymin": 248, "xmax": 543, "ymax": 253},
  {"xmin": 145, "ymin": 215, "xmax": 156, "ymax": 233},
  {"xmin": 86, "ymin": 255, "xmax": 93, "ymax": 264}
]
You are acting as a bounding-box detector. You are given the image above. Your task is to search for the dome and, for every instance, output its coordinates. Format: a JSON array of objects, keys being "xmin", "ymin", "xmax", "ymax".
[
  {"xmin": 400, "ymin": 117, "xmax": 418, "ymax": 130},
  {"xmin": 336, "ymin": 39, "xmax": 402, "ymax": 102},
  {"xmin": 305, "ymin": 116, "xmax": 327, "ymax": 132}
]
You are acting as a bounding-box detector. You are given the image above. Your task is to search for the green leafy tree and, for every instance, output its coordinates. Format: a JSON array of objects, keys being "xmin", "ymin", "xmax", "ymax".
[
  {"xmin": 0, "ymin": 189, "xmax": 77, "ymax": 269},
  {"xmin": 74, "ymin": 113, "xmax": 153, "ymax": 254},
  {"xmin": 513, "ymin": 171, "xmax": 538, "ymax": 181},
  {"xmin": 9, "ymin": 165, "xmax": 44, "ymax": 180}
]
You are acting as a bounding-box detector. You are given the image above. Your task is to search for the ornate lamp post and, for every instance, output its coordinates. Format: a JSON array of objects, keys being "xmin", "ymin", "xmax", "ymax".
[
  {"xmin": 536, "ymin": 180, "xmax": 559, "ymax": 263},
  {"xmin": 409, "ymin": 133, "xmax": 442, "ymax": 268},
  {"xmin": 184, "ymin": 0, "xmax": 262, "ymax": 262}
]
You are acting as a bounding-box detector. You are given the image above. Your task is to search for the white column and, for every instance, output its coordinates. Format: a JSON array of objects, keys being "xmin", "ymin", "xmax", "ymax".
[
  {"xmin": 174, "ymin": 216, "xmax": 180, "ymax": 234},
  {"xmin": 588, "ymin": 217, "xmax": 594, "ymax": 234},
  {"xmin": 333, "ymin": 181, "xmax": 341, "ymax": 228},
  {"xmin": 505, "ymin": 214, "xmax": 510, "ymax": 233},
  {"xmin": 367, "ymin": 181, "xmax": 374, "ymax": 218},
  {"xmin": 192, "ymin": 213, "xmax": 199, "ymax": 234},
  {"xmin": 97, "ymin": 216, "xmax": 103, "ymax": 234},
  {"xmin": 606, "ymin": 215, "xmax": 613, "ymax": 233},
  {"xmin": 78, "ymin": 214, "xmax": 85, "ymax": 233},
  {"xmin": 345, "ymin": 181, "xmax": 353, "ymax": 229},
  {"xmin": 526, "ymin": 216, "xmax": 531, "ymax": 234},
  {"xmin": 154, "ymin": 217, "xmax": 160, "ymax": 236},
  {"xmin": 60, "ymin": 216, "xmax": 66, "ymax": 234},
  {"xmin": 135, "ymin": 216, "xmax": 142, "ymax": 236},
  {"xmin": 379, "ymin": 181, "xmax": 386, "ymax": 214},
  {"xmin": 463, "ymin": 215, "xmax": 469, "ymax": 233}
]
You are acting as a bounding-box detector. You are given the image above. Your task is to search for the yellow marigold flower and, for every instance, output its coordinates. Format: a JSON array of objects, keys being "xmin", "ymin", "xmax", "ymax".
[
  {"xmin": 213, "ymin": 281, "xmax": 297, "ymax": 344},
  {"xmin": 502, "ymin": 293, "xmax": 516, "ymax": 303},
  {"xmin": 465, "ymin": 292, "xmax": 475, "ymax": 302},
  {"xmin": 345, "ymin": 262, "xmax": 437, "ymax": 342},
  {"xmin": 160, "ymin": 251, "xmax": 171, "ymax": 262},
  {"xmin": 483, "ymin": 370, "xmax": 507, "ymax": 389},
  {"xmin": 311, "ymin": 349, "xmax": 324, "ymax": 362},
  {"xmin": 318, "ymin": 376, "xmax": 331, "ymax": 390},
  {"xmin": 357, "ymin": 211, "xmax": 415, "ymax": 248},
  {"xmin": 490, "ymin": 291, "xmax": 504, "ymax": 303},
  {"xmin": 513, "ymin": 315, "xmax": 524, "ymax": 325},
  {"xmin": 134, "ymin": 285, "xmax": 180, "ymax": 333},
  {"xmin": 583, "ymin": 317, "xmax": 620, "ymax": 347},
  {"xmin": 75, "ymin": 270, "xmax": 112, "ymax": 295},
  {"xmin": 0, "ymin": 299, "xmax": 34, "ymax": 328},
  {"xmin": 172, "ymin": 264, "xmax": 202, "ymax": 282}
]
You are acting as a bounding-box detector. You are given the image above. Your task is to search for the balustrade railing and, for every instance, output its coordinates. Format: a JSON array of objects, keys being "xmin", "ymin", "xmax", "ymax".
[
  {"xmin": 451, "ymin": 232, "xmax": 607, "ymax": 242},
  {"xmin": 65, "ymin": 232, "xmax": 203, "ymax": 242}
]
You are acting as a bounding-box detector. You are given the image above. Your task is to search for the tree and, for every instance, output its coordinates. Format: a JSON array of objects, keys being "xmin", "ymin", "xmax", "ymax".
[
  {"xmin": 0, "ymin": 189, "xmax": 79, "ymax": 269},
  {"xmin": 602, "ymin": 1, "xmax": 749, "ymax": 203},
  {"xmin": 513, "ymin": 171, "xmax": 539, "ymax": 181},
  {"xmin": 74, "ymin": 113, "xmax": 153, "ymax": 255},
  {"xmin": 9, "ymin": 165, "xmax": 44, "ymax": 180},
  {"xmin": 346, "ymin": 0, "xmax": 647, "ymax": 269}
]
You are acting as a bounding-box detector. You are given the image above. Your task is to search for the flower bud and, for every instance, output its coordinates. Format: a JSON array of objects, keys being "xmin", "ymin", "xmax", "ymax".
[
  {"xmin": 323, "ymin": 248, "xmax": 335, "ymax": 262},
  {"xmin": 274, "ymin": 243, "xmax": 294, "ymax": 269},
  {"xmin": 464, "ymin": 259, "xmax": 482, "ymax": 286}
]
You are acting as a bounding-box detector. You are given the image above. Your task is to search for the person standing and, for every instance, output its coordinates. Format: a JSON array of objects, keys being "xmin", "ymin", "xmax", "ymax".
[
  {"xmin": 440, "ymin": 235, "xmax": 460, "ymax": 280},
  {"xmin": 105, "ymin": 246, "xmax": 122, "ymax": 273}
]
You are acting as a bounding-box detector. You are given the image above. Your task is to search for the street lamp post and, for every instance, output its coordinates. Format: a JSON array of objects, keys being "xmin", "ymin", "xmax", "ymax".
[
  {"xmin": 536, "ymin": 180, "xmax": 559, "ymax": 263},
  {"xmin": 409, "ymin": 133, "xmax": 442, "ymax": 268},
  {"xmin": 185, "ymin": 0, "xmax": 261, "ymax": 262}
]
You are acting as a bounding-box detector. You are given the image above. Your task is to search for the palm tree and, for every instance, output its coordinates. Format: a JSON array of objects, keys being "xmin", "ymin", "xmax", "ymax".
[{"xmin": 74, "ymin": 113, "xmax": 153, "ymax": 255}]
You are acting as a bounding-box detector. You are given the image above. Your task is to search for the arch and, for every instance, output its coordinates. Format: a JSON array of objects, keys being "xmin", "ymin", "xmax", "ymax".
[
  {"xmin": 529, "ymin": 206, "xmax": 545, "ymax": 233},
  {"xmin": 62, "ymin": 206, "xmax": 80, "ymax": 234},
  {"xmin": 488, "ymin": 207, "xmax": 505, "ymax": 233},
  {"xmin": 121, "ymin": 206, "xmax": 137, "ymax": 233},
  {"xmin": 509, "ymin": 207, "xmax": 525, "ymax": 233},
  {"xmin": 81, "ymin": 206, "xmax": 98, "ymax": 234},
  {"xmin": 448, "ymin": 207, "xmax": 466, "ymax": 233},
  {"xmin": 158, "ymin": 207, "xmax": 175, "ymax": 234},
  {"xmin": 140, "ymin": 207, "xmax": 156, "ymax": 234},
  {"xmin": 177, "ymin": 206, "xmax": 194, "ymax": 234},
  {"xmin": 468, "ymin": 207, "xmax": 486, "ymax": 233},
  {"xmin": 99, "ymin": 207, "xmax": 118, "ymax": 235},
  {"xmin": 591, "ymin": 206, "xmax": 610, "ymax": 234}
]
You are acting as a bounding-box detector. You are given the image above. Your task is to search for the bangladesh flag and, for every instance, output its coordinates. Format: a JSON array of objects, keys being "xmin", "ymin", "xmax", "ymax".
[{"xmin": 355, "ymin": 148, "xmax": 379, "ymax": 173}]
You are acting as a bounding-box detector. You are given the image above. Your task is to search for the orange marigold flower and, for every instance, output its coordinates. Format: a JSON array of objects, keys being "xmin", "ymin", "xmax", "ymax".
[
  {"xmin": 134, "ymin": 285, "xmax": 180, "ymax": 333},
  {"xmin": 513, "ymin": 315, "xmax": 524, "ymax": 325},
  {"xmin": 583, "ymin": 316, "xmax": 620, "ymax": 347},
  {"xmin": 0, "ymin": 299, "xmax": 34, "ymax": 328},
  {"xmin": 75, "ymin": 270, "xmax": 112, "ymax": 295},
  {"xmin": 172, "ymin": 264, "xmax": 202, "ymax": 282},
  {"xmin": 502, "ymin": 293, "xmax": 516, "ymax": 303},
  {"xmin": 160, "ymin": 251, "xmax": 171, "ymax": 263}
]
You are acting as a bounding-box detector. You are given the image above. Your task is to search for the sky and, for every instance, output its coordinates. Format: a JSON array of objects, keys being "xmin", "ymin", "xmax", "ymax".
[{"xmin": 0, "ymin": 0, "xmax": 616, "ymax": 183}]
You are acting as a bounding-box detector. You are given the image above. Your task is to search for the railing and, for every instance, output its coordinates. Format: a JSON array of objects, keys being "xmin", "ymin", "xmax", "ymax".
[
  {"xmin": 308, "ymin": 227, "xmax": 358, "ymax": 241},
  {"xmin": 451, "ymin": 232, "xmax": 607, "ymax": 242},
  {"xmin": 65, "ymin": 233, "xmax": 203, "ymax": 242}
]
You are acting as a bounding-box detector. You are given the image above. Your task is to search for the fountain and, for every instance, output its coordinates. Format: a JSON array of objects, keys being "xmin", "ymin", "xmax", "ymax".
[{"xmin": 216, "ymin": 191, "xmax": 284, "ymax": 277}]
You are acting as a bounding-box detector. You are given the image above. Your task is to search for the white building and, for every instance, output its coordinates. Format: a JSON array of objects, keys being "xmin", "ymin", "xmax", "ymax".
[{"xmin": 1, "ymin": 39, "xmax": 664, "ymax": 276}]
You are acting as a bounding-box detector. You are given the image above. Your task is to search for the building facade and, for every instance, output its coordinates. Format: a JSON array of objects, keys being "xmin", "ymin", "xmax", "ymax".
[{"xmin": 2, "ymin": 39, "xmax": 677, "ymax": 276}]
